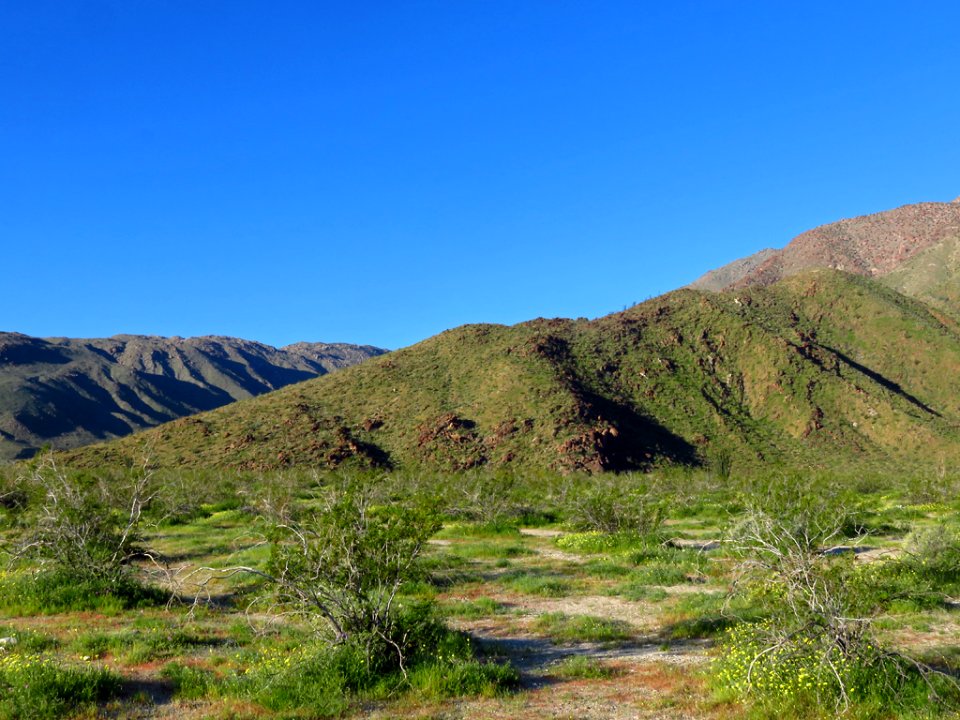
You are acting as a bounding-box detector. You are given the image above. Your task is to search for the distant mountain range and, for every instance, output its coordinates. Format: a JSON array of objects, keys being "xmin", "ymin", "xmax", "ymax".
[
  {"xmin": 47, "ymin": 195, "xmax": 960, "ymax": 475},
  {"xmin": 0, "ymin": 334, "xmax": 386, "ymax": 461}
]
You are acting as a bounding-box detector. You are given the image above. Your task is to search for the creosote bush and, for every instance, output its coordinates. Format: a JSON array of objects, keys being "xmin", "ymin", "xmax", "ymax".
[
  {"xmin": 562, "ymin": 475, "xmax": 666, "ymax": 535},
  {"xmin": 0, "ymin": 457, "xmax": 165, "ymax": 612},
  {"xmin": 720, "ymin": 497, "xmax": 959, "ymax": 716}
]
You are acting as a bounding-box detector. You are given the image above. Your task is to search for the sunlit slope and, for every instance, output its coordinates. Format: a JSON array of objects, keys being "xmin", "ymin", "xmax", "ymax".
[
  {"xmin": 882, "ymin": 233, "xmax": 960, "ymax": 318},
  {"xmin": 64, "ymin": 271, "xmax": 960, "ymax": 473}
]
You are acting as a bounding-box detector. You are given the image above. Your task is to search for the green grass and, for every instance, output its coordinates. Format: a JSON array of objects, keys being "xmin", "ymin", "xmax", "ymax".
[
  {"xmin": 549, "ymin": 655, "xmax": 620, "ymax": 679},
  {"xmin": 0, "ymin": 653, "xmax": 121, "ymax": 720},
  {"xmin": 440, "ymin": 597, "xmax": 511, "ymax": 619},
  {"xmin": 0, "ymin": 571, "xmax": 167, "ymax": 616},
  {"xmin": 532, "ymin": 613, "xmax": 632, "ymax": 643},
  {"xmin": 70, "ymin": 625, "xmax": 214, "ymax": 664},
  {"xmin": 501, "ymin": 573, "xmax": 572, "ymax": 597}
]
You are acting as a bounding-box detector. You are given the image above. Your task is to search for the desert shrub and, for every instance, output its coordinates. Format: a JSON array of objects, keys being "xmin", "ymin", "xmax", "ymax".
[
  {"xmin": 3, "ymin": 458, "xmax": 159, "ymax": 596},
  {"xmin": 562, "ymin": 476, "xmax": 666, "ymax": 535},
  {"xmin": 903, "ymin": 525, "xmax": 960, "ymax": 586},
  {"xmin": 444, "ymin": 472, "xmax": 543, "ymax": 526},
  {"xmin": 257, "ymin": 483, "xmax": 445, "ymax": 673},
  {"xmin": 718, "ymin": 501, "xmax": 959, "ymax": 715},
  {"xmin": 716, "ymin": 621, "xmax": 957, "ymax": 717},
  {"xmin": 0, "ymin": 653, "xmax": 120, "ymax": 720},
  {"xmin": 224, "ymin": 605, "xmax": 516, "ymax": 715}
]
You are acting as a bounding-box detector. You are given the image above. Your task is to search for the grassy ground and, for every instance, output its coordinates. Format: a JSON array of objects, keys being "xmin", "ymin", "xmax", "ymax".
[{"xmin": 1, "ymin": 467, "xmax": 960, "ymax": 719}]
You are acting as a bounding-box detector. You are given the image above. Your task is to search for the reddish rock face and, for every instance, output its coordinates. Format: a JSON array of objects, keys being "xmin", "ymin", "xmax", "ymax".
[{"xmin": 726, "ymin": 201, "xmax": 960, "ymax": 289}]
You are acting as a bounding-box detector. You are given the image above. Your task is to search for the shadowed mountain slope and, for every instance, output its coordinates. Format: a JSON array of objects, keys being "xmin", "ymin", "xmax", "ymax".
[
  {"xmin": 63, "ymin": 270, "xmax": 960, "ymax": 475},
  {"xmin": 0, "ymin": 334, "xmax": 387, "ymax": 461}
]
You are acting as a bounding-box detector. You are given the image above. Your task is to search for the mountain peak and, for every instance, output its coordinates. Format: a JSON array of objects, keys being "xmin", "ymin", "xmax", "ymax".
[{"xmin": 694, "ymin": 199, "xmax": 960, "ymax": 292}]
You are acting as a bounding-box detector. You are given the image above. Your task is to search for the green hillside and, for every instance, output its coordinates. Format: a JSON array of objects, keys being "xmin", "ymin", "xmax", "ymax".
[
  {"xmin": 882, "ymin": 233, "xmax": 960, "ymax": 317},
  {"xmin": 62, "ymin": 270, "xmax": 960, "ymax": 474}
]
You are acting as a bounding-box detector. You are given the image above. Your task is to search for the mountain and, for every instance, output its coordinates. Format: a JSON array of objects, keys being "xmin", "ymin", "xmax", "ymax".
[
  {"xmin": 689, "ymin": 248, "xmax": 778, "ymax": 292},
  {"xmin": 689, "ymin": 198, "xmax": 960, "ymax": 308},
  {"xmin": 0, "ymin": 333, "xmax": 387, "ymax": 461},
  {"xmin": 62, "ymin": 269, "xmax": 960, "ymax": 475}
]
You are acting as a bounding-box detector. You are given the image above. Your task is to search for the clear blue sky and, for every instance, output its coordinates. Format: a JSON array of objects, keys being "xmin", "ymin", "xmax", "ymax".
[{"xmin": 3, "ymin": 1, "xmax": 959, "ymax": 350}]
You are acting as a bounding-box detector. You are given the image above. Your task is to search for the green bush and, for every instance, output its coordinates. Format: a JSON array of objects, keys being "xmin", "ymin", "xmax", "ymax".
[
  {"xmin": 720, "ymin": 500, "xmax": 959, "ymax": 716},
  {"xmin": 562, "ymin": 477, "xmax": 666, "ymax": 535},
  {"xmin": 266, "ymin": 484, "xmax": 441, "ymax": 668},
  {"xmin": 224, "ymin": 606, "xmax": 516, "ymax": 716},
  {"xmin": 715, "ymin": 621, "xmax": 957, "ymax": 717},
  {"xmin": 903, "ymin": 525, "xmax": 960, "ymax": 586}
]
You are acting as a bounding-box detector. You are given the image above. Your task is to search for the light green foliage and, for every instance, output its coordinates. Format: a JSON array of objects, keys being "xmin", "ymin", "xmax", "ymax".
[
  {"xmin": 556, "ymin": 531, "xmax": 654, "ymax": 554},
  {"xmin": 161, "ymin": 662, "xmax": 215, "ymax": 700},
  {"xmin": 218, "ymin": 609, "xmax": 516, "ymax": 715},
  {"xmin": 903, "ymin": 525, "xmax": 960, "ymax": 586}
]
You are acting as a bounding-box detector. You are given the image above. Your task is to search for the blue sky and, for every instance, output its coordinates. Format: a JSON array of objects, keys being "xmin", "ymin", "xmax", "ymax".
[{"xmin": 3, "ymin": 1, "xmax": 959, "ymax": 350}]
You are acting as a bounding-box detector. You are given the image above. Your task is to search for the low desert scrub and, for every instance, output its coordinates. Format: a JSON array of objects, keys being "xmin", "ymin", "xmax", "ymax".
[
  {"xmin": 164, "ymin": 608, "xmax": 517, "ymax": 715},
  {"xmin": 0, "ymin": 652, "xmax": 120, "ymax": 720},
  {"xmin": 501, "ymin": 572, "xmax": 572, "ymax": 597},
  {"xmin": 716, "ymin": 497, "xmax": 960, "ymax": 717},
  {"xmin": 560, "ymin": 476, "xmax": 667, "ymax": 535},
  {"xmin": 0, "ymin": 457, "xmax": 166, "ymax": 613}
]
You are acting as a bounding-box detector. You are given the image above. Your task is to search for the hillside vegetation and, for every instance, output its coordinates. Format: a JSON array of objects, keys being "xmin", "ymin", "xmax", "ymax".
[{"xmin": 63, "ymin": 270, "xmax": 960, "ymax": 475}]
